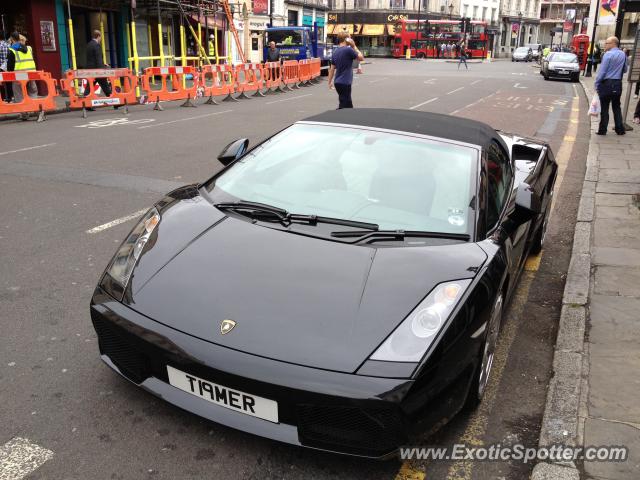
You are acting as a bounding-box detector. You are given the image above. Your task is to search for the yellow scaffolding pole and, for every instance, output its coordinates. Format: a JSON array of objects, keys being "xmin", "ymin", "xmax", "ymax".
[
  {"xmin": 197, "ymin": 21, "xmax": 202, "ymax": 67},
  {"xmin": 167, "ymin": 25, "xmax": 173, "ymax": 66},
  {"xmin": 180, "ymin": 24, "xmax": 186, "ymax": 86},
  {"xmin": 147, "ymin": 24, "xmax": 154, "ymax": 85},
  {"xmin": 100, "ymin": 13, "xmax": 107, "ymax": 66},
  {"xmin": 227, "ymin": 30, "xmax": 232, "ymax": 65},
  {"xmin": 158, "ymin": 23, "xmax": 165, "ymax": 67},
  {"xmin": 214, "ymin": 23, "xmax": 219, "ymax": 65},
  {"xmin": 67, "ymin": 18, "xmax": 77, "ymax": 71},
  {"xmin": 131, "ymin": 19, "xmax": 140, "ymax": 96},
  {"xmin": 126, "ymin": 22, "xmax": 132, "ymax": 70}
]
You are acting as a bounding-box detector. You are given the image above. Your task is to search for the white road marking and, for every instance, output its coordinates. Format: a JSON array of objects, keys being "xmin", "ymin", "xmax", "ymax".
[
  {"xmin": 514, "ymin": 82, "xmax": 528, "ymax": 89},
  {"xmin": 137, "ymin": 110, "xmax": 233, "ymax": 129},
  {"xmin": 572, "ymin": 83, "xmax": 579, "ymax": 97},
  {"xmin": 423, "ymin": 78, "xmax": 436, "ymax": 84},
  {"xmin": 446, "ymin": 87, "xmax": 465, "ymax": 95},
  {"xmin": 0, "ymin": 437, "xmax": 54, "ymax": 480},
  {"xmin": 368, "ymin": 77, "xmax": 387, "ymax": 84},
  {"xmin": 265, "ymin": 93, "xmax": 313, "ymax": 105},
  {"xmin": 0, "ymin": 143, "xmax": 56, "ymax": 157},
  {"xmin": 409, "ymin": 97, "xmax": 438, "ymax": 110},
  {"xmin": 449, "ymin": 91, "xmax": 498, "ymax": 115},
  {"xmin": 75, "ymin": 118, "xmax": 155, "ymax": 129},
  {"xmin": 86, "ymin": 209, "xmax": 148, "ymax": 234},
  {"xmin": 470, "ymin": 79, "xmax": 482, "ymax": 86}
]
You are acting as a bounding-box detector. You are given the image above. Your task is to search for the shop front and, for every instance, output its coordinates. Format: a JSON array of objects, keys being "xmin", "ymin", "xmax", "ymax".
[{"xmin": 327, "ymin": 11, "xmax": 448, "ymax": 57}]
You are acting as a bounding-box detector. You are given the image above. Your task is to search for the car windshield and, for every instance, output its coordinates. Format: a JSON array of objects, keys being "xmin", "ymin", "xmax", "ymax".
[
  {"xmin": 515, "ymin": 47, "xmax": 529, "ymax": 53},
  {"xmin": 550, "ymin": 53, "xmax": 578, "ymax": 63},
  {"xmin": 206, "ymin": 124, "xmax": 477, "ymax": 235},
  {"xmin": 524, "ymin": 44, "xmax": 540, "ymax": 50}
]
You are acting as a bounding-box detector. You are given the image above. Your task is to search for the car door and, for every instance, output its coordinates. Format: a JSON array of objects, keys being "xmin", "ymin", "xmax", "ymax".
[{"xmin": 485, "ymin": 141, "xmax": 527, "ymax": 295}]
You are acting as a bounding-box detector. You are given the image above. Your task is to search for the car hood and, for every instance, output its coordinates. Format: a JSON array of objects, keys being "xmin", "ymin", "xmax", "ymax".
[{"xmin": 127, "ymin": 198, "xmax": 487, "ymax": 373}]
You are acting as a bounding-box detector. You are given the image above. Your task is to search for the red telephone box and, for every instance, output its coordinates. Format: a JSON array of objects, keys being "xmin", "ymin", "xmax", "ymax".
[{"xmin": 572, "ymin": 34, "xmax": 590, "ymax": 70}]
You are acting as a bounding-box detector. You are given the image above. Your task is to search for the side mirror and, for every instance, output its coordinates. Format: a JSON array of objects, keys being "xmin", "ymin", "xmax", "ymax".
[
  {"xmin": 217, "ymin": 138, "xmax": 249, "ymax": 166},
  {"xmin": 511, "ymin": 182, "xmax": 541, "ymax": 226}
]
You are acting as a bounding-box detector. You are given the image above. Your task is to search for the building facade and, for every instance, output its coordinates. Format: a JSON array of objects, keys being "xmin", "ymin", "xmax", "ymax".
[
  {"xmin": 539, "ymin": 0, "xmax": 590, "ymax": 49},
  {"xmin": 327, "ymin": 0, "xmax": 462, "ymax": 57},
  {"xmin": 497, "ymin": 0, "xmax": 541, "ymax": 56}
]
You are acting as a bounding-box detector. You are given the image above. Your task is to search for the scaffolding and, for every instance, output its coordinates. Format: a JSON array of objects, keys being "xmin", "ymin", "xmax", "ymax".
[{"xmin": 64, "ymin": 0, "xmax": 246, "ymax": 81}]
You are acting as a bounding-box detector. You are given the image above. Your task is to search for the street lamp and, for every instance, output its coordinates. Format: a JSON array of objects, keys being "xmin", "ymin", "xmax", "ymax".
[{"xmin": 517, "ymin": 11, "xmax": 523, "ymax": 48}]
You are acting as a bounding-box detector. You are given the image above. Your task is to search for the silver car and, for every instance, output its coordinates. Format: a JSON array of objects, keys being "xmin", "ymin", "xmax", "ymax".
[
  {"xmin": 512, "ymin": 47, "xmax": 533, "ymax": 62},
  {"xmin": 541, "ymin": 52, "xmax": 580, "ymax": 82}
]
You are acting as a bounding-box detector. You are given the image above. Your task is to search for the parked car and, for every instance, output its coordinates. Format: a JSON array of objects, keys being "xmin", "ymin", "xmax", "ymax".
[
  {"xmin": 90, "ymin": 109, "xmax": 557, "ymax": 459},
  {"xmin": 541, "ymin": 52, "xmax": 580, "ymax": 82},
  {"xmin": 512, "ymin": 47, "xmax": 533, "ymax": 62},
  {"xmin": 525, "ymin": 43, "xmax": 542, "ymax": 60}
]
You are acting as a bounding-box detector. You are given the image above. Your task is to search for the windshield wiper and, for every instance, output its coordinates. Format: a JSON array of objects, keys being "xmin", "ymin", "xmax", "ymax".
[
  {"xmin": 214, "ymin": 201, "xmax": 289, "ymax": 223},
  {"xmin": 215, "ymin": 202, "xmax": 380, "ymax": 230},
  {"xmin": 331, "ymin": 229, "xmax": 470, "ymax": 243},
  {"xmin": 288, "ymin": 214, "xmax": 378, "ymax": 231}
]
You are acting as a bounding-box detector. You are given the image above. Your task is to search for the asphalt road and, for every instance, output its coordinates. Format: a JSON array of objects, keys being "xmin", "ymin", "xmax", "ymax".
[{"xmin": 0, "ymin": 58, "xmax": 589, "ymax": 480}]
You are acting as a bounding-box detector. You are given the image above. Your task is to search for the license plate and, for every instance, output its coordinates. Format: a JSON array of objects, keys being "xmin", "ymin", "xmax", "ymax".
[{"xmin": 167, "ymin": 366, "xmax": 278, "ymax": 423}]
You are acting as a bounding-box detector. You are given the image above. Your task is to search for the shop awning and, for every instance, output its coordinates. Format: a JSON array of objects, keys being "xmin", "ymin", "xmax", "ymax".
[
  {"xmin": 361, "ymin": 24, "xmax": 385, "ymax": 36},
  {"xmin": 331, "ymin": 24, "xmax": 360, "ymax": 35},
  {"xmin": 189, "ymin": 14, "xmax": 225, "ymax": 30}
]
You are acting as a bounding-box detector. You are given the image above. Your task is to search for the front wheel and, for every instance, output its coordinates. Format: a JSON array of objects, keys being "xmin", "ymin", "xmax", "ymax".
[{"xmin": 465, "ymin": 292, "xmax": 504, "ymax": 409}]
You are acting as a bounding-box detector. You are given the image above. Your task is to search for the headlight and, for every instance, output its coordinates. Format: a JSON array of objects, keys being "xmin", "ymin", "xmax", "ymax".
[
  {"xmin": 369, "ymin": 279, "xmax": 471, "ymax": 362},
  {"xmin": 103, "ymin": 207, "xmax": 160, "ymax": 297}
]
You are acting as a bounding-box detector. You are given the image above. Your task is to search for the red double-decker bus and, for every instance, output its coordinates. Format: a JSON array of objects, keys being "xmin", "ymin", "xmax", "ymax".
[{"xmin": 392, "ymin": 19, "xmax": 489, "ymax": 59}]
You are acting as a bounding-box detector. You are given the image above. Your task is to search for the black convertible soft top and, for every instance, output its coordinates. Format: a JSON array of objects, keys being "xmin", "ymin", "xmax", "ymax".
[{"xmin": 302, "ymin": 108, "xmax": 508, "ymax": 152}]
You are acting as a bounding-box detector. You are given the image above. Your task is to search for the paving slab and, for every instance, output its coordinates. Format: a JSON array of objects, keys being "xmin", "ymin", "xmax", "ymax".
[
  {"xmin": 598, "ymin": 169, "xmax": 640, "ymax": 184},
  {"xmin": 595, "ymin": 182, "xmax": 640, "ymax": 194},
  {"xmin": 594, "ymin": 266, "xmax": 640, "ymax": 296},
  {"xmin": 595, "ymin": 205, "xmax": 640, "ymax": 219},
  {"xmin": 583, "ymin": 417, "xmax": 640, "ymax": 480},
  {"xmin": 595, "ymin": 193, "xmax": 633, "ymax": 207},
  {"xmin": 592, "ymin": 218, "xmax": 640, "ymax": 249},
  {"xmin": 592, "ymin": 247, "xmax": 640, "ymax": 267},
  {"xmin": 597, "ymin": 156, "xmax": 629, "ymax": 169}
]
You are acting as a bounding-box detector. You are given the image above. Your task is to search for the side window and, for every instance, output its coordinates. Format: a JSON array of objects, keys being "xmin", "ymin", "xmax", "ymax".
[{"xmin": 486, "ymin": 142, "xmax": 513, "ymax": 230}]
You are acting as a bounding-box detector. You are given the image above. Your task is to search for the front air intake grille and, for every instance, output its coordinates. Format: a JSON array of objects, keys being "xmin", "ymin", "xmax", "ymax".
[
  {"xmin": 92, "ymin": 316, "xmax": 150, "ymax": 384},
  {"xmin": 297, "ymin": 404, "xmax": 405, "ymax": 456}
]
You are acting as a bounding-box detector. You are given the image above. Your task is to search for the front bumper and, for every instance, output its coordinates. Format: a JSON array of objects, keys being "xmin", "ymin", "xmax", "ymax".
[
  {"xmin": 547, "ymin": 69, "xmax": 579, "ymax": 78},
  {"xmin": 90, "ymin": 288, "xmax": 475, "ymax": 458}
]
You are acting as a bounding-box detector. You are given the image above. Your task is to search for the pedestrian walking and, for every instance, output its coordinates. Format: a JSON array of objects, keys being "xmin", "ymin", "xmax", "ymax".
[
  {"xmin": 327, "ymin": 31, "xmax": 364, "ymax": 109},
  {"xmin": 458, "ymin": 43, "xmax": 468, "ymax": 70},
  {"xmin": 265, "ymin": 41, "xmax": 280, "ymax": 63},
  {"xmin": 85, "ymin": 30, "xmax": 114, "ymax": 109},
  {"xmin": 595, "ymin": 36, "xmax": 627, "ymax": 135},
  {"xmin": 0, "ymin": 30, "xmax": 13, "ymax": 103},
  {"xmin": 446, "ymin": 43, "xmax": 452, "ymax": 58},
  {"xmin": 592, "ymin": 45, "xmax": 602, "ymax": 73},
  {"xmin": 440, "ymin": 42, "xmax": 446, "ymax": 59}
]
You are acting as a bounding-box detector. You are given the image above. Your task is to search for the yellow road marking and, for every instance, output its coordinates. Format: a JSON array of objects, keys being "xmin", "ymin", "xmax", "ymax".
[
  {"xmin": 563, "ymin": 135, "xmax": 576, "ymax": 142},
  {"xmin": 525, "ymin": 253, "xmax": 542, "ymax": 271},
  {"xmin": 395, "ymin": 462, "xmax": 426, "ymax": 480}
]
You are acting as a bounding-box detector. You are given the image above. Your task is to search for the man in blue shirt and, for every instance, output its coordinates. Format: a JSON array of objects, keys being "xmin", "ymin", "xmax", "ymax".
[
  {"xmin": 328, "ymin": 31, "xmax": 364, "ymax": 109},
  {"xmin": 595, "ymin": 36, "xmax": 628, "ymax": 135}
]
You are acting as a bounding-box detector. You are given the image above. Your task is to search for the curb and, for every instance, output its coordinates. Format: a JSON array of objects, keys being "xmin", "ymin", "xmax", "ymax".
[{"xmin": 531, "ymin": 78, "xmax": 595, "ymax": 480}]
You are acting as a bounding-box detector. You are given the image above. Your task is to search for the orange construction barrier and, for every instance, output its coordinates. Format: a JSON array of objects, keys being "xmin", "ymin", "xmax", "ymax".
[
  {"xmin": 297, "ymin": 59, "xmax": 313, "ymax": 87},
  {"xmin": 309, "ymin": 58, "xmax": 322, "ymax": 83},
  {"xmin": 199, "ymin": 64, "xmax": 236, "ymax": 105},
  {"xmin": 234, "ymin": 63, "xmax": 265, "ymax": 99},
  {"xmin": 262, "ymin": 61, "xmax": 284, "ymax": 95},
  {"xmin": 281, "ymin": 60, "xmax": 300, "ymax": 90},
  {"xmin": 140, "ymin": 66, "xmax": 199, "ymax": 110},
  {"xmin": 60, "ymin": 68, "xmax": 137, "ymax": 116},
  {"xmin": 0, "ymin": 70, "xmax": 58, "ymax": 122}
]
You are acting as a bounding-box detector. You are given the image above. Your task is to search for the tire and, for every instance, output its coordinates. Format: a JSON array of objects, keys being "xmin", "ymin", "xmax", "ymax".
[
  {"xmin": 417, "ymin": 53, "xmax": 425, "ymax": 59},
  {"xmin": 543, "ymin": 72, "xmax": 549, "ymax": 80},
  {"xmin": 511, "ymin": 59, "xmax": 515, "ymax": 62},
  {"xmin": 464, "ymin": 292, "xmax": 504, "ymax": 410},
  {"xmin": 571, "ymin": 75, "xmax": 579, "ymax": 83}
]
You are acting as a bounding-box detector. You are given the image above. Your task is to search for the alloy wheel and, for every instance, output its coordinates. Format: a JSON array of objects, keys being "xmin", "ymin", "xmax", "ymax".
[{"xmin": 478, "ymin": 293, "xmax": 503, "ymax": 399}]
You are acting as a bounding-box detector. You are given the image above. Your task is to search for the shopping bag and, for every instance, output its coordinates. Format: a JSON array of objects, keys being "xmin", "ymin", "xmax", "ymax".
[{"xmin": 589, "ymin": 93, "xmax": 601, "ymax": 117}]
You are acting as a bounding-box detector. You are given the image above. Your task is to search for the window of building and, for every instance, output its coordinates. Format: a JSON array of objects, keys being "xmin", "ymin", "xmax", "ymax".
[
  {"xmin": 463, "ymin": 3, "xmax": 469, "ymax": 17},
  {"xmin": 482, "ymin": 6, "xmax": 488, "ymax": 19},
  {"xmin": 473, "ymin": 5, "xmax": 478, "ymax": 19},
  {"xmin": 491, "ymin": 7, "xmax": 496, "ymax": 22}
]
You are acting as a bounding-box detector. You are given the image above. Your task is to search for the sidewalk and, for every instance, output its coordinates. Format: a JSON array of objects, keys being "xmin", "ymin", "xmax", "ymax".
[{"xmin": 532, "ymin": 77, "xmax": 640, "ymax": 479}]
